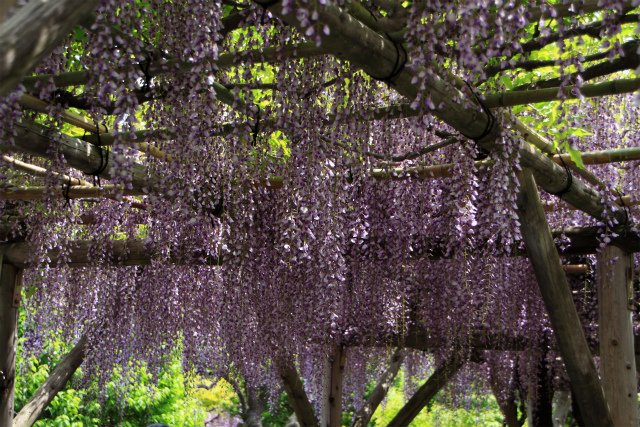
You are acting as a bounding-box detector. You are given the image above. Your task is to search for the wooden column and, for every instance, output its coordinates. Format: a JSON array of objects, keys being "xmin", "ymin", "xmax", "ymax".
[
  {"xmin": 0, "ymin": 256, "xmax": 21, "ymax": 425},
  {"xmin": 320, "ymin": 345, "xmax": 345, "ymax": 427},
  {"xmin": 328, "ymin": 346, "xmax": 345, "ymax": 427},
  {"xmin": 597, "ymin": 245, "xmax": 638, "ymax": 427},
  {"xmin": 514, "ymin": 169, "xmax": 613, "ymax": 427}
]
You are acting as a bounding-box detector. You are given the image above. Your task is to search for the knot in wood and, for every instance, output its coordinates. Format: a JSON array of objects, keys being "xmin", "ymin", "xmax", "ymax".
[{"xmin": 611, "ymin": 337, "xmax": 619, "ymax": 346}]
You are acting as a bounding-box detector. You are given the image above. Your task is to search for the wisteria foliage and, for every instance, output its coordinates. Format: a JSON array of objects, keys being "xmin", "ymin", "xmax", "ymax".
[{"xmin": 2, "ymin": 0, "xmax": 640, "ymax": 414}]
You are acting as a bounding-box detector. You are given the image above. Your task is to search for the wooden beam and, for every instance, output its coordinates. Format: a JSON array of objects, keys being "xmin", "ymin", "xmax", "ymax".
[
  {"xmin": 596, "ymin": 246, "xmax": 638, "ymax": 427},
  {"xmin": 0, "ymin": 258, "xmax": 20, "ymax": 425},
  {"xmin": 514, "ymin": 168, "xmax": 613, "ymax": 427},
  {"xmin": 385, "ymin": 356, "xmax": 464, "ymax": 427},
  {"xmin": 351, "ymin": 348, "xmax": 408, "ymax": 427},
  {"xmin": 1, "ymin": 184, "xmax": 144, "ymax": 200},
  {"xmin": 279, "ymin": 364, "xmax": 319, "ymax": 427},
  {"xmin": 5, "ymin": 120, "xmax": 157, "ymax": 194},
  {"xmin": 0, "ymin": 240, "xmax": 222, "ymax": 268},
  {"xmin": 0, "ymin": 0, "xmax": 101, "ymax": 96},
  {"xmin": 13, "ymin": 334, "xmax": 88, "ymax": 427}
]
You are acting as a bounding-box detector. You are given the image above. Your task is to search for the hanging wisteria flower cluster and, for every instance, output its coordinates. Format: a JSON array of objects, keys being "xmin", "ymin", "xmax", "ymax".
[{"xmin": 1, "ymin": 0, "xmax": 639, "ymax": 421}]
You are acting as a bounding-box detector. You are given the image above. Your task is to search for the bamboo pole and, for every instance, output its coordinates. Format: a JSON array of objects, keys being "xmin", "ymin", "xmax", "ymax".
[
  {"xmin": 0, "ymin": 185, "xmax": 144, "ymax": 200},
  {"xmin": 3, "ymin": 155, "xmax": 91, "ymax": 186},
  {"xmin": 483, "ymin": 78, "xmax": 640, "ymax": 109},
  {"xmin": 563, "ymin": 264, "xmax": 588, "ymax": 275},
  {"xmin": 515, "ymin": 167, "xmax": 613, "ymax": 426},
  {"xmin": 596, "ymin": 246, "xmax": 638, "ymax": 427},
  {"xmin": 2, "ymin": 155, "xmax": 148, "ymax": 209},
  {"xmin": 0, "ymin": 240, "xmax": 223, "ymax": 268},
  {"xmin": 550, "ymin": 146, "xmax": 640, "ymax": 167},
  {"xmin": 21, "ymin": 43, "xmax": 326, "ymax": 92},
  {"xmin": 19, "ymin": 94, "xmax": 108, "ymax": 133}
]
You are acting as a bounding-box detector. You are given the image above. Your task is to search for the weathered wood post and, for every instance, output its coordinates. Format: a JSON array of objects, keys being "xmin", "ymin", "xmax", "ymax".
[
  {"xmin": 514, "ymin": 168, "xmax": 613, "ymax": 427},
  {"xmin": 0, "ymin": 255, "xmax": 21, "ymax": 425},
  {"xmin": 320, "ymin": 345, "xmax": 345, "ymax": 427},
  {"xmin": 597, "ymin": 245, "xmax": 638, "ymax": 427}
]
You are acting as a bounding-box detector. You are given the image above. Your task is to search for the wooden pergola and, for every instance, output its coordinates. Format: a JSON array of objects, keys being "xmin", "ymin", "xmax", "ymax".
[{"xmin": 1, "ymin": 0, "xmax": 639, "ymax": 426}]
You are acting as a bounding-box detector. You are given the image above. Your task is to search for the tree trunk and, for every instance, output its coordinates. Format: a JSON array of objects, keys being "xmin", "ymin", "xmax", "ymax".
[
  {"xmin": 13, "ymin": 334, "xmax": 88, "ymax": 427},
  {"xmin": 0, "ymin": 258, "xmax": 20, "ymax": 425},
  {"xmin": 514, "ymin": 168, "xmax": 613, "ymax": 427},
  {"xmin": 0, "ymin": 0, "xmax": 101, "ymax": 96},
  {"xmin": 242, "ymin": 387, "xmax": 267, "ymax": 427}
]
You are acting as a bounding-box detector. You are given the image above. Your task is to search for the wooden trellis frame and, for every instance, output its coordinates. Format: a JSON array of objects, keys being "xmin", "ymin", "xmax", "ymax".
[{"xmin": 1, "ymin": 0, "xmax": 639, "ymax": 426}]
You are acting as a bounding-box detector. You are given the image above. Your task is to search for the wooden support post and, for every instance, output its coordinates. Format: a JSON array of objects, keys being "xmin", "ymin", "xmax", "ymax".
[
  {"xmin": 0, "ymin": 256, "xmax": 21, "ymax": 425},
  {"xmin": 351, "ymin": 348, "xmax": 408, "ymax": 427},
  {"xmin": 597, "ymin": 246, "xmax": 638, "ymax": 427},
  {"xmin": 13, "ymin": 334, "xmax": 88, "ymax": 427},
  {"xmin": 328, "ymin": 346, "xmax": 345, "ymax": 427},
  {"xmin": 279, "ymin": 364, "xmax": 319, "ymax": 427},
  {"xmin": 386, "ymin": 356, "xmax": 463, "ymax": 427},
  {"xmin": 514, "ymin": 168, "xmax": 613, "ymax": 427}
]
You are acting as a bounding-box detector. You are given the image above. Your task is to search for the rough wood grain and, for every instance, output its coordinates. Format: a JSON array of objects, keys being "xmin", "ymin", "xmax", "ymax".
[
  {"xmin": 514, "ymin": 168, "xmax": 613, "ymax": 427},
  {"xmin": 596, "ymin": 246, "xmax": 638, "ymax": 427},
  {"xmin": 351, "ymin": 348, "xmax": 408, "ymax": 427},
  {"xmin": 13, "ymin": 334, "xmax": 88, "ymax": 427},
  {"xmin": 0, "ymin": 0, "xmax": 101, "ymax": 96},
  {"xmin": 385, "ymin": 357, "xmax": 464, "ymax": 427},
  {"xmin": 0, "ymin": 259, "xmax": 19, "ymax": 425},
  {"xmin": 279, "ymin": 364, "xmax": 319, "ymax": 427}
]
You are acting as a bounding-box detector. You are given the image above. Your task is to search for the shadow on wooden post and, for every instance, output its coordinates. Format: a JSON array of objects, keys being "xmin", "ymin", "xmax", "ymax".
[
  {"xmin": 514, "ymin": 168, "xmax": 613, "ymax": 427},
  {"xmin": 0, "ymin": 257, "xmax": 20, "ymax": 425}
]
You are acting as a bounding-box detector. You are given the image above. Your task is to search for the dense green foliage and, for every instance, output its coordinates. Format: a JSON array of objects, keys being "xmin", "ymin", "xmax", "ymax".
[{"xmin": 14, "ymin": 342, "xmax": 206, "ymax": 427}]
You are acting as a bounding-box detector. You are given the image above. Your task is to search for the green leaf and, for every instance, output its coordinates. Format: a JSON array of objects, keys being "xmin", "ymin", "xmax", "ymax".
[
  {"xmin": 500, "ymin": 75, "xmax": 513, "ymax": 90},
  {"xmin": 567, "ymin": 146, "xmax": 585, "ymax": 169}
]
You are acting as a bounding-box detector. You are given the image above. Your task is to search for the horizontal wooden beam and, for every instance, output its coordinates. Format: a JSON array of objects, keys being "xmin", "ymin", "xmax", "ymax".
[
  {"xmin": 1, "ymin": 185, "xmax": 144, "ymax": 200},
  {"xmin": 3, "ymin": 224, "xmax": 639, "ymax": 266},
  {"xmin": 0, "ymin": 240, "xmax": 222, "ymax": 268},
  {"xmin": 4, "ymin": 120, "xmax": 157, "ymax": 194}
]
